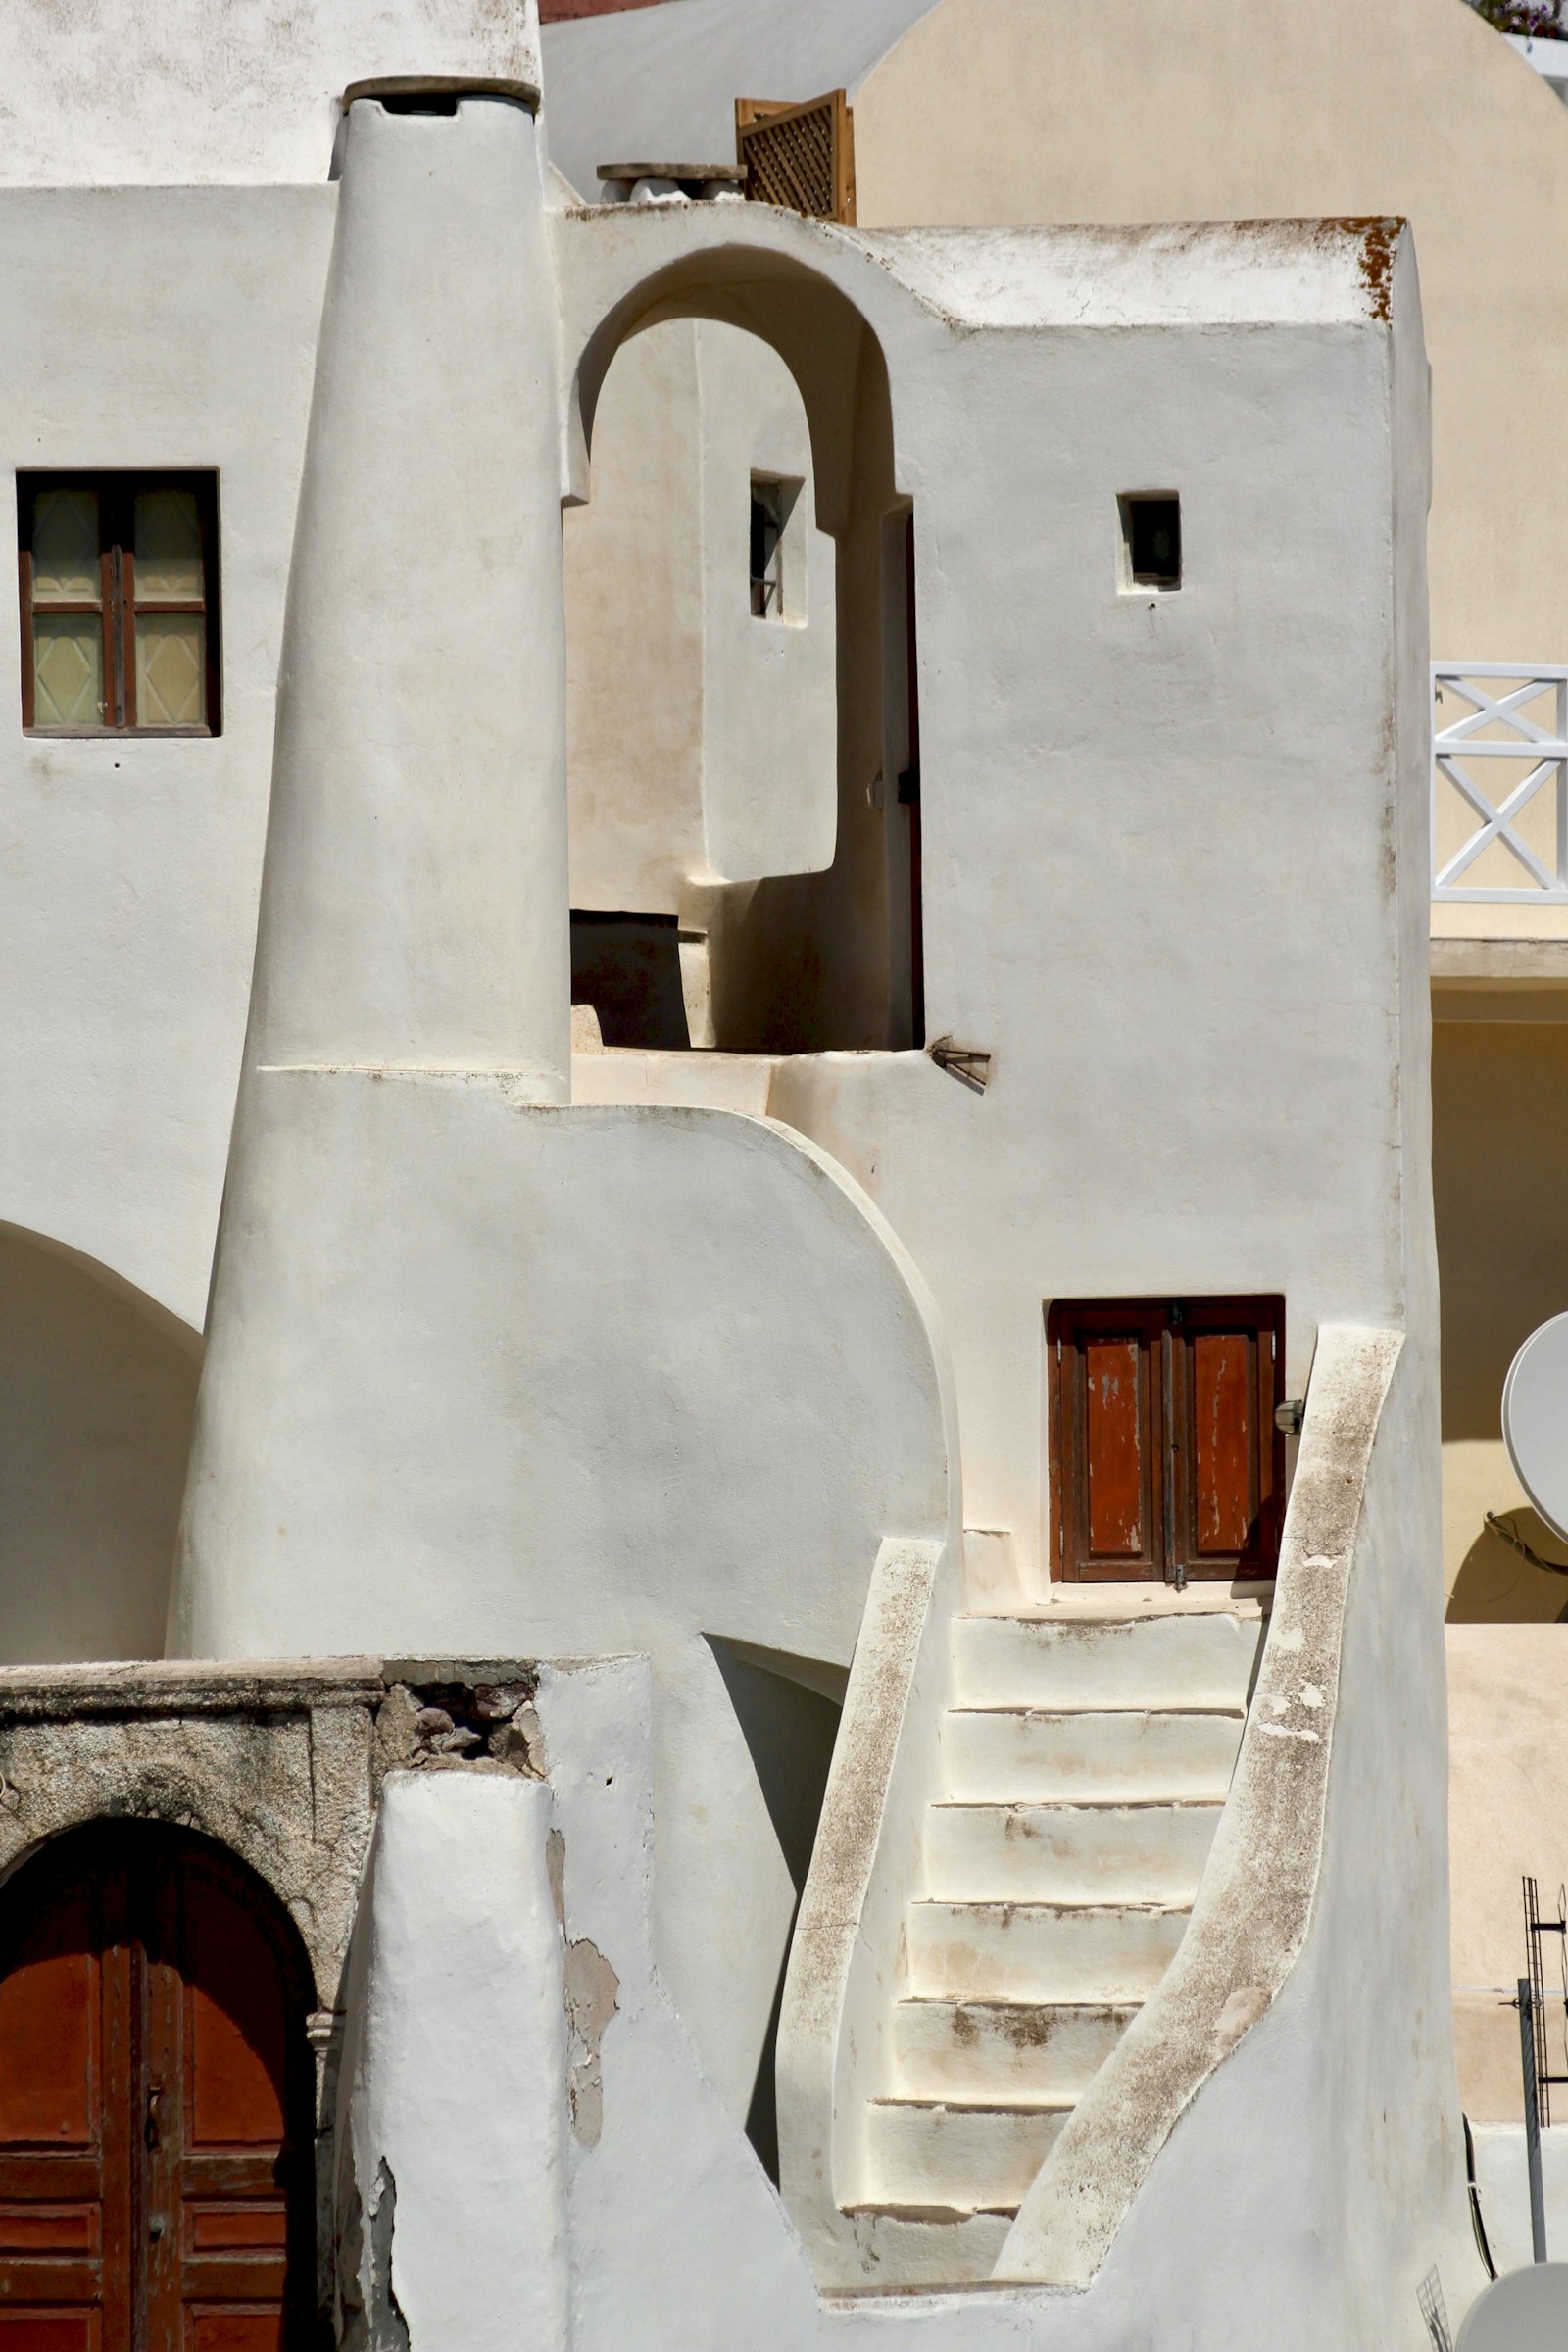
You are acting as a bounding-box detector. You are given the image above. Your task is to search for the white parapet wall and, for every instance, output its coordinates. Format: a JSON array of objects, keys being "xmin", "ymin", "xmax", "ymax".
[
  {"xmin": 776, "ymin": 1533, "xmax": 959, "ymax": 2279},
  {"xmin": 334, "ymin": 1770, "xmax": 571, "ymax": 2352}
]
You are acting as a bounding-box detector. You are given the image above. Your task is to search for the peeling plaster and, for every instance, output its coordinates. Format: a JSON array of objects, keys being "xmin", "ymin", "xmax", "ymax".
[
  {"xmin": 564, "ymin": 1934, "xmax": 621, "ymax": 2147},
  {"xmin": 549, "ymin": 1824, "xmax": 621, "ymax": 2146}
]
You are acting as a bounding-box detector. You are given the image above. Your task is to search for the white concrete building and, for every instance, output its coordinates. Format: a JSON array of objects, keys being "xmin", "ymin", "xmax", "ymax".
[
  {"xmin": 0, "ymin": 0, "xmax": 1485, "ymax": 2343},
  {"xmin": 549, "ymin": 0, "xmax": 1568, "ymax": 2241}
]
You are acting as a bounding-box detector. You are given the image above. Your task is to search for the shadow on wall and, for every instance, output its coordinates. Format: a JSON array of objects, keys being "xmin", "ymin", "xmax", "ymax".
[
  {"xmin": 564, "ymin": 290, "xmax": 917, "ymax": 1055},
  {"xmin": 1435, "ymin": 1022, "xmax": 1568, "ymax": 1621},
  {"xmin": 0, "ymin": 1224, "xmax": 199, "ymax": 1663},
  {"xmin": 1447, "ymin": 1510, "xmax": 1568, "ymax": 1625},
  {"xmin": 706, "ymin": 1636, "xmax": 845, "ymax": 2183}
]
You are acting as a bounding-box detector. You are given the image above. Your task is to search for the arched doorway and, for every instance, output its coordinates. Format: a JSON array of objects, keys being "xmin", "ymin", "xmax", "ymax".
[{"xmin": 0, "ymin": 1820, "xmax": 317, "ymax": 2350}]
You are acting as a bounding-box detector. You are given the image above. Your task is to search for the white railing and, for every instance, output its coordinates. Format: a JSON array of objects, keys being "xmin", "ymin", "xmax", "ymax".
[{"xmin": 1433, "ymin": 662, "xmax": 1568, "ymax": 901}]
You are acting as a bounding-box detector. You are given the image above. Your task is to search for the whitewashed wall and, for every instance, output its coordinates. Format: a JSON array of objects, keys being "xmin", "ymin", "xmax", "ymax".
[
  {"xmin": 0, "ymin": 0, "xmax": 540, "ymax": 186},
  {"xmin": 0, "ymin": 189, "xmax": 334, "ymax": 1330},
  {"xmin": 566, "ymin": 314, "xmax": 836, "ymax": 913}
]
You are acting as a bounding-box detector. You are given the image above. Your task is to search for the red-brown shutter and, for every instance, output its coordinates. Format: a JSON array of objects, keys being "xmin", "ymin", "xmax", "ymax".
[{"xmin": 1050, "ymin": 1296, "xmax": 1285, "ymax": 1582}]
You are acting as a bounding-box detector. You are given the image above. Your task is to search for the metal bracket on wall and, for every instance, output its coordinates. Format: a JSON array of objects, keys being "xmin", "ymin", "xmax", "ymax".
[{"xmin": 927, "ymin": 1037, "xmax": 991, "ymax": 1092}]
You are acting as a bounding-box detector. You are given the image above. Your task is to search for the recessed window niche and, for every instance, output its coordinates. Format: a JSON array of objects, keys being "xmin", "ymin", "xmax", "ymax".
[
  {"xmin": 1118, "ymin": 491, "xmax": 1182, "ymax": 593},
  {"xmin": 750, "ymin": 472, "xmax": 803, "ymax": 620}
]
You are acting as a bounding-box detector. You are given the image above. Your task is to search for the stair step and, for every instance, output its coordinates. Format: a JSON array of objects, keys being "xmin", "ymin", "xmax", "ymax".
[
  {"xmin": 926, "ymin": 1799, "xmax": 1221, "ymax": 1903},
  {"xmin": 942, "ymin": 1706, "xmax": 1242, "ymax": 1801},
  {"xmin": 832, "ymin": 2209, "xmax": 1011, "ymax": 2285},
  {"xmin": 953, "ymin": 1609, "xmax": 1264, "ymax": 1712},
  {"xmin": 892, "ymin": 1997, "xmax": 1135, "ymax": 2101},
  {"xmin": 866, "ymin": 2097, "xmax": 1070, "ymax": 2214},
  {"xmin": 908, "ymin": 1898, "xmax": 1188, "ymax": 2002}
]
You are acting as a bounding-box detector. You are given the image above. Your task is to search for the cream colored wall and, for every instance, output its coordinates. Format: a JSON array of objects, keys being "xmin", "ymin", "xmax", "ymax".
[
  {"xmin": 695, "ymin": 320, "xmax": 837, "ymax": 885},
  {"xmin": 1446, "ymin": 1625, "xmax": 1568, "ymax": 2117},
  {"xmin": 565, "ymin": 319, "xmax": 707, "ymax": 915},
  {"xmin": 853, "ymin": 0, "xmax": 1568, "ymax": 677},
  {"xmin": 564, "ymin": 314, "xmax": 836, "ymax": 919},
  {"xmin": 1435, "ymin": 1019, "xmax": 1568, "ymax": 1621},
  {"xmin": 0, "ymin": 1226, "xmax": 198, "ymax": 1664}
]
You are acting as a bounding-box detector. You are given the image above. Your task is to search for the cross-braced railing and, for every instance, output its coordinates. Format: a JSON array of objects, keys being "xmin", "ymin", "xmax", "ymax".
[{"xmin": 1433, "ymin": 662, "xmax": 1568, "ymax": 901}]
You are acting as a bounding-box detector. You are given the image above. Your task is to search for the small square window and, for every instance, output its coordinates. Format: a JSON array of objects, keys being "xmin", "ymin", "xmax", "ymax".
[
  {"xmin": 17, "ymin": 471, "xmax": 220, "ymax": 734},
  {"xmin": 1119, "ymin": 492, "xmax": 1181, "ymax": 593}
]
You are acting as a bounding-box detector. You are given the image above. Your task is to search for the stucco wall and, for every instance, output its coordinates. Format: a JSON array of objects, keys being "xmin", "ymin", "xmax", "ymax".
[
  {"xmin": 0, "ymin": 1228, "xmax": 198, "ymax": 1663},
  {"xmin": 565, "ymin": 313, "xmax": 837, "ymax": 916},
  {"xmin": 753, "ymin": 220, "xmax": 1429, "ymax": 1576},
  {"xmin": 0, "ymin": 188, "xmax": 335, "ymax": 1328},
  {"xmin": 335, "ymin": 1770, "xmax": 570, "ymax": 2352},
  {"xmin": 1435, "ymin": 1018, "xmax": 1568, "ymax": 1620},
  {"xmin": 173, "ymin": 1074, "xmax": 956, "ymax": 2126},
  {"xmin": 1447, "ymin": 1626, "xmax": 1568, "ymax": 2120},
  {"xmin": 342, "ymin": 1650, "xmax": 1473, "ymax": 2349},
  {"xmin": 0, "ymin": 0, "xmax": 541, "ymax": 187},
  {"xmin": 566, "ymin": 320, "xmax": 708, "ymax": 912},
  {"xmin": 852, "ymin": 0, "xmax": 1568, "ymax": 682}
]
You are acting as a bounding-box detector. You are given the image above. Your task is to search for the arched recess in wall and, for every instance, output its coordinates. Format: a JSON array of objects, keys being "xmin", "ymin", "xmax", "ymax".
[
  {"xmin": 564, "ymin": 244, "xmax": 920, "ymax": 1054},
  {"xmin": 0, "ymin": 1222, "xmax": 200, "ymax": 1665}
]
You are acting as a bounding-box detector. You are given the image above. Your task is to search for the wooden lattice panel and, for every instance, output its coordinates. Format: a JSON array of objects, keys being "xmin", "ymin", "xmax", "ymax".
[{"xmin": 735, "ymin": 90, "xmax": 856, "ymax": 223}]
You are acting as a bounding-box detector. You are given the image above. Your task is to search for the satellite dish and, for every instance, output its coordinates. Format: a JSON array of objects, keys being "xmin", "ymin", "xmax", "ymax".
[
  {"xmin": 1502, "ymin": 1312, "xmax": 1568, "ymax": 1545},
  {"xmin": 1457, "ymin": 2262, "xmax": 1568, "ymax": 2349}
]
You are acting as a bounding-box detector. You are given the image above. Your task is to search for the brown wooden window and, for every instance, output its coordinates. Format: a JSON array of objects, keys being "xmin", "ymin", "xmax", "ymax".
[
  {"xmin": 1048, "ymin": 1296, "xmax": 1285, "ymax": 1584},
  {"xmin": 18, "ymin": 472, "xmax": 220, "ymax": 734}
]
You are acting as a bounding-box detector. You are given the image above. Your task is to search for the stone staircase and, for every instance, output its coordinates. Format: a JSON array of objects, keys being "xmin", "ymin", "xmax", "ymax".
[{"xmin": 858, "ymin": 1590, "xmax": 1268, "ymax": 2267}]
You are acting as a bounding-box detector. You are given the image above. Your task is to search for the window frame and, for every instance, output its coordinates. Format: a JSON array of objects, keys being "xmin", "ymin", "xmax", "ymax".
[
  {"xmin": 1117, "ymin": 490, "xmax": 1182, "ymax": 594},
  {"xmin": 17, "ymin": 471, "xmax": 221, "ymax": 737},
  {"xmin": 1047, "ymin": 1294, "xmax": 1285, "ymax": 1583}
]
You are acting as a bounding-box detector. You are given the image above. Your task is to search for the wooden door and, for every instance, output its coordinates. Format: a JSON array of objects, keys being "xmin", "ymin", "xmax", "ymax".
[
  {"xmin": 1049, "ymin": 1296, "xmax": 1285, "ymax": 1582},
  {"xmin": 1165, "ymin": 1298, "xmax": 1285, "ymax": 1584},
  {"xmin": 0, "ymin": 1823, "xmax": 316, "ymax": 2352}
]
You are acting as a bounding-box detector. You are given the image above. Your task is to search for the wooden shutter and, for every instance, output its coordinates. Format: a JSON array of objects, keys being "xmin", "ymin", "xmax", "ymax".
[
  {"xmin": 1049, "ymin": 1296, "xmax": 1285, "ymax": 1583},
  {"xmin": 735, "ymin": 91, "xmax": 856, "ymax": 224},
  {"xmin": 1049, "ymin": 1301, "xmax": 1167, "ymax": 1581},
  {"xmin": 1166, "ymin": 1297, "xmax": 1284, "ymax": 1581}
]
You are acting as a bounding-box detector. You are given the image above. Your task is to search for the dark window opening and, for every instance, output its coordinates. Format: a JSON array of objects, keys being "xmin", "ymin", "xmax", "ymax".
[
  {"xmin": 18, "ymin": 471, "xmax": 220, "ymax": 735},
  {"xmin": 1120, "ymin": 492, "xmax": 1182, "ymax": 592},
  {"xmin": 706, "ymin": 1637, "xmax": 845, "ymax": 2182},
  {"xmin": 1048, "ymin": 1295, "xmax": 1284, "ymax": 1583},
  {"xmin": 570, "ymin": 911, "xmax": 694, "ymax": 1049},
  {"xmin": 750, "ymin": 477, "xmax": 784, "ymax": 617}
]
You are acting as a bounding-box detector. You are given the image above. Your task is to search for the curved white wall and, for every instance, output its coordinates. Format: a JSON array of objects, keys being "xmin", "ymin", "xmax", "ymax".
[
  {"xmin": 566, "ymin": 315, "xmax": 837, "ymax": 915},
  {"xmin": 0, "ymin": 1226, "xmax": 198, "ymax": 1664},
  {"xmin": 174, "ymin": 1075, "xmax": 956, "ymax": 2115}
]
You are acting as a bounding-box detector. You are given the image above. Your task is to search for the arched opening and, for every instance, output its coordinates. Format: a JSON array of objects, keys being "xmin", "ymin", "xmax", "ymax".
[
  {"xmin": 564, "ymin": 247, "xmax": 922, "ymax": 1055},
  {"xmin": 0, "ymin": 1224, "xmax": 199, "ymax": 1664},
  {"xmin": 0, "ymin": 1819, "xmax": 318, "ymax": 2348}
]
